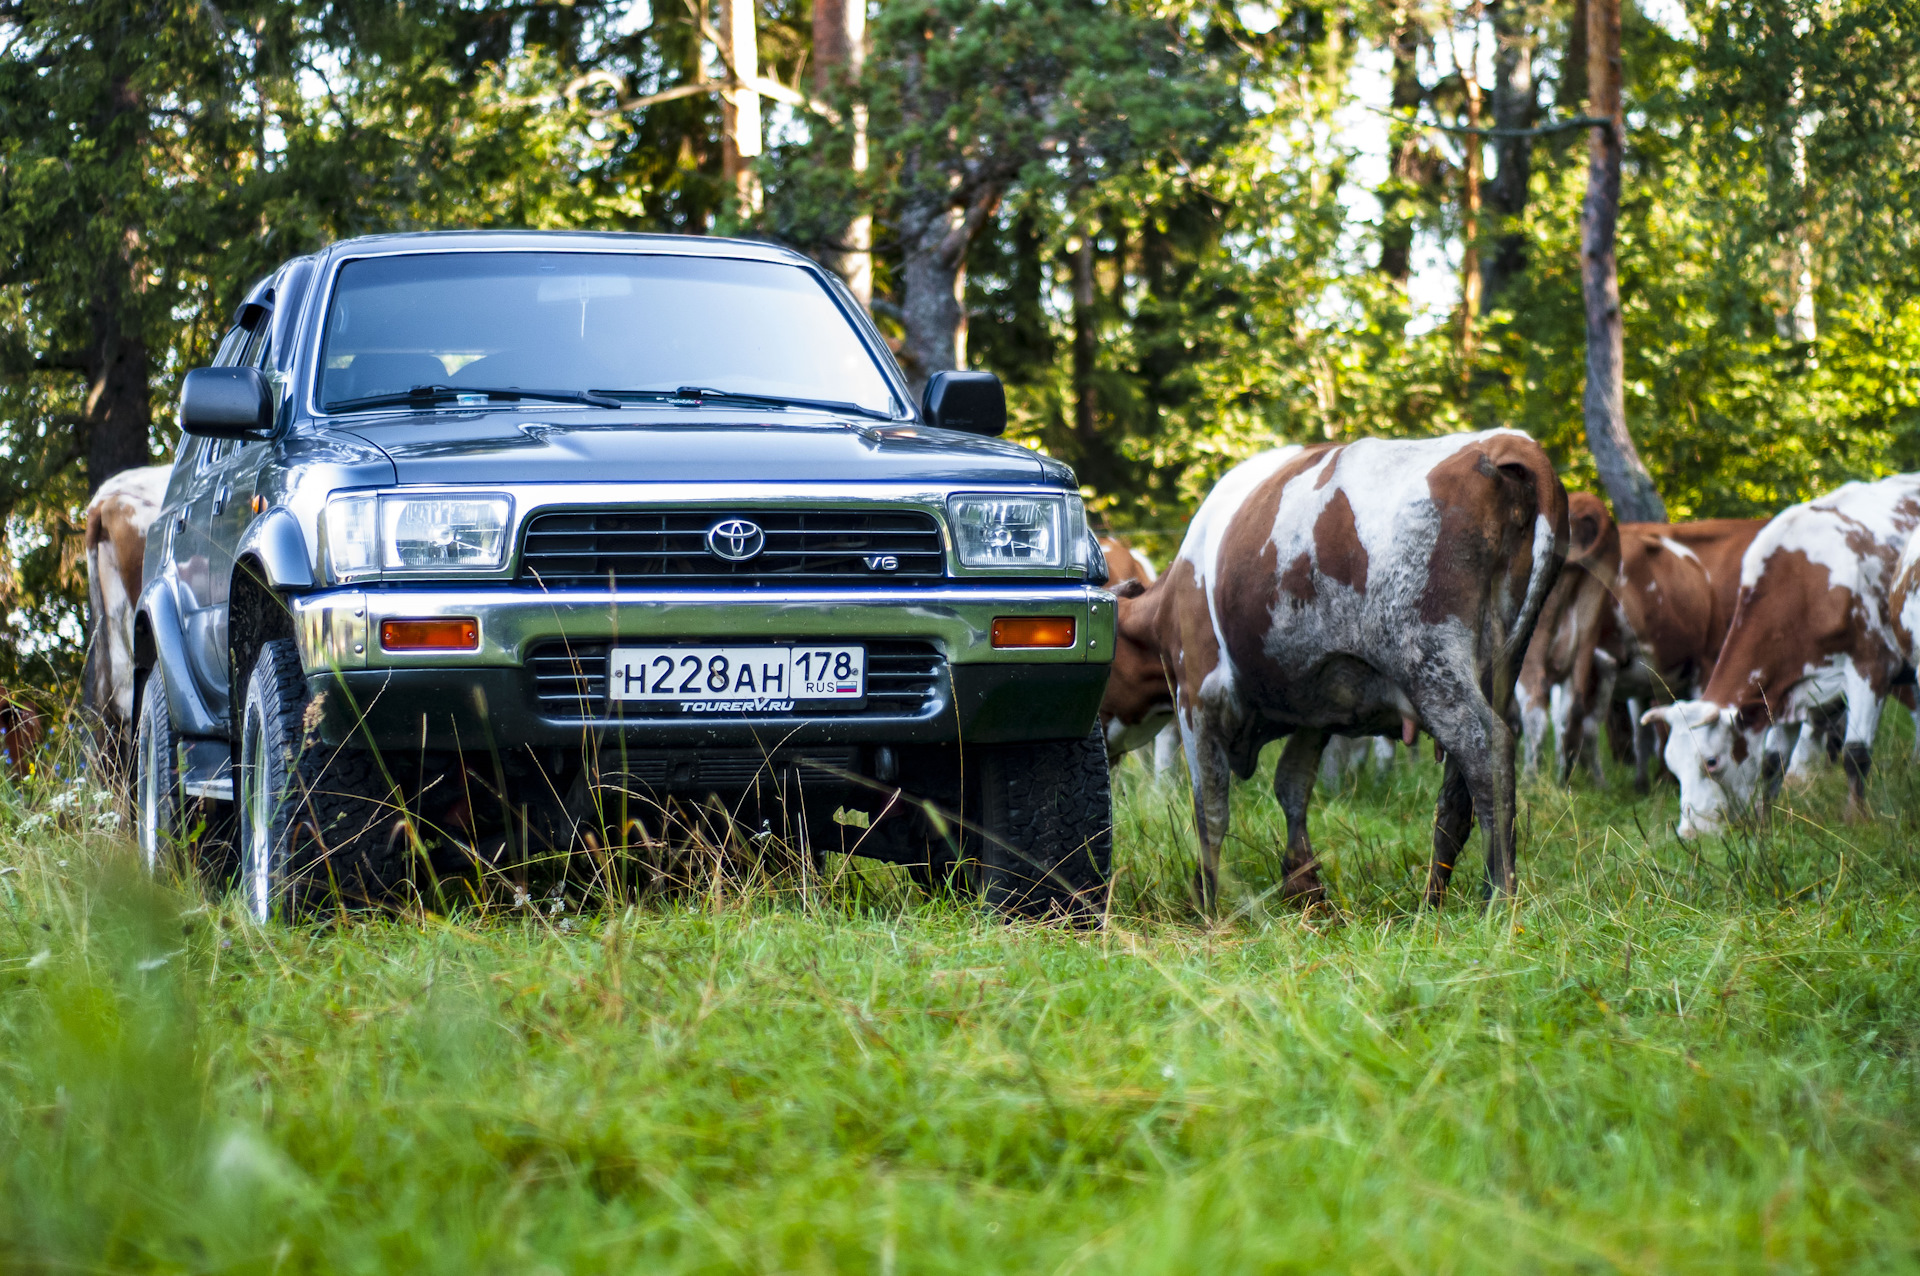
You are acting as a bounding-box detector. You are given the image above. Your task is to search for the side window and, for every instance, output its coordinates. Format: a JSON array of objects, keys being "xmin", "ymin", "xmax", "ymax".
[
  {"xmin": 212, "ymin": 324, "xmax": 248, "ymax": 368},
  {"xmin": 239, "ymin": 321, "xmax": 271, "ymax": 370}
]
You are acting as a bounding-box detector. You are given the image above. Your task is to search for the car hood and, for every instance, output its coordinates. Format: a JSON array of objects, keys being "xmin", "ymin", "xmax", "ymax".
[{"xmin": 329, "ymin": 409, "xmax": 1064, "ymax": 488}]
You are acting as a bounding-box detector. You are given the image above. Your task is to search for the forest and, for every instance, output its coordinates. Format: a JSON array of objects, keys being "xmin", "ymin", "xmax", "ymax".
[{"xmin": 3, "ymin": 0, "xmax": 1919, "ymax": 683}]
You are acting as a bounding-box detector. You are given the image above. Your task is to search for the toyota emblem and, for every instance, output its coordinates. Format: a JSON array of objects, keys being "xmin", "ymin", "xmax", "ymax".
[{"xmin": 706, "ymin": 518, "xmax": 765, "ymax": 562}]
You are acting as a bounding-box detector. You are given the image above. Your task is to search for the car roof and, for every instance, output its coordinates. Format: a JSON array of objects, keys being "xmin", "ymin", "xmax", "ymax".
[{"xmin": 319, "ymin": 229, "xmax": 813, "ymax": 268}]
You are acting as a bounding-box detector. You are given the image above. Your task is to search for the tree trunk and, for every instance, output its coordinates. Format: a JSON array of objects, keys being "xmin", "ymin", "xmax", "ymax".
[
  {"xmin": 895, "ymin": 184, "xmax": 1000, "ymax": 393},
  {"xmin": 85, "ymin": 267, "xmax": 152, "ymax": 494},
  {"xmin": 85, "ymin": 73, "xmax": 153, "ymax": 495},
  {"xmin": 718, "ymin": 0, "xmax": 763, "ymax": 214},
  {"xmin": 813, "ymin": 0, "xmax": 872, "ymax": 307},
  {"xmin": 1379, "ymin": 10, "xmax": 1426, "ymax": 283},
  {"xmin": 1561, "ymin": 0, "xmax": 1590, "ymax": 114},
  {"xmin": 1481, "ymin": 0, "xmax": 1537, "ymax": 310},
  {"xmin": 1071, "ymin": 227, "xmax": 1097, "ymax": 443},
  {"xmin": 1580, "ymin": 0, "xmax": 1665, "ymax": 522},
  {"xmin": 1459, "ymin": 64, "xmax": 1484, "ymax": 367},
  {"xmin": 1776, "ymin": 70, "xmax": 1817, "ymax": 344}
]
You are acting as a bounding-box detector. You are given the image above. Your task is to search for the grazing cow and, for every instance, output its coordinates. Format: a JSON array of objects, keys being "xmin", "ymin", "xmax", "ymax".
[
  {"xmin": 1598, "ymin": 514, "xmax": 1766, "ymax": 785},
  {"xmin": 1641, "ymin": 476, "xmax": 1920, "ymax": 837},
  {"xmin": 1519, "ymin": 495, "xmax": 1766, "ymax": 790},
  {"xmin": 1518, "ymin": 492, "xmax": 1623, "ymax": 782},
  {"xmin": 1098, "ymin": 535, "xmax": 1184, "ymax": 772},
  {"xmin": 81, "ymin": 466, "xmax": 171, "ymax": 746},
  {"xmin": 1107, "ymin": 431, "xmax": 1566, "ymax": 908},
  {"xmin": 1103, "ymin": 533, "xmax": 1402, "ymax": 786}
]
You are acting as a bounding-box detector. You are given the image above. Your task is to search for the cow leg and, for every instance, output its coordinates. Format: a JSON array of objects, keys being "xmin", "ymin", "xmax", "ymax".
[
  {"xmin": 1426, "ymin": 752, "xmax": 1474, "ymax": 907},
  {"xmin": 1152, "ymin": 723, "xmax": 1181, "ymax": 777},
  {"xmin": 1182, "ymin": 716, "xmax": 1234, "ymax": 917},
  {"xmin": 1518, "ymin": 684, "xmax": 1547, "ymax": 778},
  {"xmin": 1420, "ymin": 687, "xmax": 1517, "ymax": 903},
  {"xmin": 1272, "ymin": 730, "xmax": 1327, "ymax": 903},
  {"xmin": 1585, "ymin": 654, "xmax": 1618, "ymax": 786},
  {"xmin": 1785, "ymin": 722, "xmax": 1819, "ymax": 786},
  {"xmin": 1548, "ymin": 683, "xmax": 1575, "ymax": 785},
  {"xmin": 1628, "ymin": 697, "xmax": 1654, "ymax": 793},
  {"xmin": 1841, "ymin": 669, "xmax": 1883, "ymax": 820}
]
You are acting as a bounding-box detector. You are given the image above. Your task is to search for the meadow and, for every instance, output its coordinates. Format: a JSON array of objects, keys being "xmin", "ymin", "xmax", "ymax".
[{"xmin": 5, "ymin": 722, "xmax": 1920, "ymax": 1273}]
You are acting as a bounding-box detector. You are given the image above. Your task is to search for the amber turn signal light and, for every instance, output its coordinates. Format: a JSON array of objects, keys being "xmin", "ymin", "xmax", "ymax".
[
  {"xmin": 990, "ymin": 616, "xmax": 1076, "ymax": 649},
  {"xmin": 380, "ymin": 618, "xmax": 479, "ymax": 651}
]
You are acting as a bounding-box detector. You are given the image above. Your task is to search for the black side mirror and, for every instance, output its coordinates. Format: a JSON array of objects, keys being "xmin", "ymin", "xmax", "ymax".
[
  {"xmin": 921, "ymin": 371, "xmax": 1006, "ymax": 437},
  {"xmin": 181, "ymin": 366, "xmax": 274, "ymax": 439}
]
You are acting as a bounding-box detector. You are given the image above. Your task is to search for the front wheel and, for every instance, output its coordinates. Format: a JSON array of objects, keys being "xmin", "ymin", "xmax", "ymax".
[
  {"xmin": 133, "ymin": 665, "xmax": 181, "ymax": 872},
  {"xmin": 237, "ymin": 639, "xmax": 404, "ymax": 922},
  {"xmin": 968, "ymin": 726, "xmax": 1113, "ymax": 923}
]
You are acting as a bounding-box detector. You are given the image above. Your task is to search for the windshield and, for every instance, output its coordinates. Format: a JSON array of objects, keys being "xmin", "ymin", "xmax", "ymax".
[{"xmin": 316, "ymin": 251, "xmax": 900, "ymax": 416}]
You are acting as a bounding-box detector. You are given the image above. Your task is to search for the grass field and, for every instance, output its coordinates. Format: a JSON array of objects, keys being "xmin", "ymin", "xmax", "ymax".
[{"xmin": 6, "ymin": 721, "xmax": 1920, "ymax": 1273}]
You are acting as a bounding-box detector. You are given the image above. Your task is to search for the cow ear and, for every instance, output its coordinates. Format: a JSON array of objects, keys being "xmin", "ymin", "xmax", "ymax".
[
  {"xmin": 1112, "ymin": 578, "xmax": 1147, "ymax": 599},
  {"xmin": 1719, "ymin": 705, "xmax": 1744, "ymax": 729}
]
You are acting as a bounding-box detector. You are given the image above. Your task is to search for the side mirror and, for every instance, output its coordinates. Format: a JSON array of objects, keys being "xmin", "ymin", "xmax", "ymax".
[
  {"xmin": 921, "ymin": 371, "xmax": 1006, "ymax": 437},
  {"xmin": 181, "ymin": 367, "xmax": 274, "ymax": 439}
]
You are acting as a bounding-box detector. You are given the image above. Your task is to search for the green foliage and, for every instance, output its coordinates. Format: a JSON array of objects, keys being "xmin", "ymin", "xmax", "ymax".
[
  {"xmin": 8, "ymin": 721, "xmax": 1920, "ymax": 1266},
  {"xmin": 9, "ymin": 0, "xmax": 1920, "ymax": 676}
]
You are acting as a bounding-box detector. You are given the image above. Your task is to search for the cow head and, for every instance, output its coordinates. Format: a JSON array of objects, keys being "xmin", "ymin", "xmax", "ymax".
[
  {"xmin": 1640, "ymin": 700, "xmax": 1766, "ymax": 837},
  {"xmin": 1098, "ymin": 579, "xmax": 1176, "ymax": 759}
]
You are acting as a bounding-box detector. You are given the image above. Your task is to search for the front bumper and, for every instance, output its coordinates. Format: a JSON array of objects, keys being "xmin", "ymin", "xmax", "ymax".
[{"xmin": 291, "ymin": 583, "xmax": 1116, "ymax": 750}]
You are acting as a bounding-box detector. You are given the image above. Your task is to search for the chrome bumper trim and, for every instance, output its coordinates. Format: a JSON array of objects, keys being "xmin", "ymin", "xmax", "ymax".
[{"xmin": 292, "ymin": 584, "xmax": 1116, "ymax": 677}]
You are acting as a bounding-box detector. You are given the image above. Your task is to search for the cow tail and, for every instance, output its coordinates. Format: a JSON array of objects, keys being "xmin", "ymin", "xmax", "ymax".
[{"xmin": 1497, "ymin": 447, "xmax": 1571, "ymax": 677}]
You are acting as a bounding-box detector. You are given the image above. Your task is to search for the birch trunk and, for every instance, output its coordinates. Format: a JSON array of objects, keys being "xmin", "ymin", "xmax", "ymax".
[
  {"xmin": 813, "ymin": 0, "xmax": 871, "ymax": 307},
  {"xmin": 718, "ymin": 0, "xmax": 763, "ymax": 214}
]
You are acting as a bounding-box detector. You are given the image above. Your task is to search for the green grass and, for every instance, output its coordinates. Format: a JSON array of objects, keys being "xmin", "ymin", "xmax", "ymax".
[{"xmin": 6, "ymin": 721, "xmax": 1920, "ymax": 1273}]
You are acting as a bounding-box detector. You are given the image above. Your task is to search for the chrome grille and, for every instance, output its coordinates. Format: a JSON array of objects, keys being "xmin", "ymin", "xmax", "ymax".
[
  {"xmin": 519, "ymin": 509, "xmax": 945, "ymax": 586},
  {"xmin": 527, "ymin": 640, "xmax": 945, "ymax": 718}
]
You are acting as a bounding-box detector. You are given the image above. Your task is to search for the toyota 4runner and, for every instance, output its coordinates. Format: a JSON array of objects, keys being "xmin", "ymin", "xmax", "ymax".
[{"xmin": 133, "ymin": 231, "xmax": 1116, "ymax": 922}]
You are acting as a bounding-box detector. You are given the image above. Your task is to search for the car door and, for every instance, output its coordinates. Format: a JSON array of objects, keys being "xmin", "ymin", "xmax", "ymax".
[
  {"xmin": 202, "ymin": 258, "xmax": 312, "ymax": 719},
  {"xmin": 172, "ymin": 320, "xmax": 259, "ymax": 720}
]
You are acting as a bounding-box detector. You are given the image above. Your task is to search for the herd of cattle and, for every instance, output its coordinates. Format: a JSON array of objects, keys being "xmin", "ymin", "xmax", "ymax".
[
  {"xmin": 67, "ymin": 428, "xmax": 1920, "ymax": 904},
  {"xmin": 1092, "ymin": 429, "xmax": 1920, "ymax": 900}
]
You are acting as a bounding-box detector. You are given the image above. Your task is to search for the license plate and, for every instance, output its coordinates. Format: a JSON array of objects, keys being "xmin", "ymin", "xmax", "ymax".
[{"xmin": 607, "ymin": 645, "xmax": 865, "ymax": 712}]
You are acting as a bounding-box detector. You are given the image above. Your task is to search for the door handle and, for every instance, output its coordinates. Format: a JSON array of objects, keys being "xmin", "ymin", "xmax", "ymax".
[{"xmin": 213, "ymin": 483, "xmax": 231, "ymax": 515}]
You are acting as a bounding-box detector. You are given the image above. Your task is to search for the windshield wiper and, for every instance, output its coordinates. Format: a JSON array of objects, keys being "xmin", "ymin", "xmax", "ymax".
[
  {"xmin": 593, "ymin": 386, "xmax": 897, "ymax": 421},
  {"xmin": 324, "ymin": 384, "xmax": 621, "ymax": 413}
]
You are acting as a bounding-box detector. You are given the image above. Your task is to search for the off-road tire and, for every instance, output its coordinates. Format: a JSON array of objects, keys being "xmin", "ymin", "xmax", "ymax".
[
  {"xmin": 133, "ymin": 665, "xmax": 182, "ymax": 873},
  {"xmin": 969, "ymin": 725, "xmax": 1112, "ymax": 924},
  {"xmin": 238, "ymin": 639, "xmax": 405, "ymax": 921}
]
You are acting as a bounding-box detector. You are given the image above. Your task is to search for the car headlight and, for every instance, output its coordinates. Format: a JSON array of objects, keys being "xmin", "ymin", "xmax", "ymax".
[
  {"xmin": 949, "ymin": 493, "xmax": 1083, "ymax": 570},
  {"xmin": 325, "ymin": 492, "xmax": 513, "ymax": 581}
]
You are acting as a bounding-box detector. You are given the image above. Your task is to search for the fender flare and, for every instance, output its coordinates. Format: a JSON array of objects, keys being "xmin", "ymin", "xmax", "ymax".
[
  {"xmin": 136, "ymin": 577, "xmax": 222, "ymax": 738},
  {"xmin": 234, "ymin": 507, "xmax": 314, "ymax": 590}
]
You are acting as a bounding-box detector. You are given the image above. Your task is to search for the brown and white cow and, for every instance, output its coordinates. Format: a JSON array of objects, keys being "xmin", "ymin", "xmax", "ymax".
[
  {"xmin": 1099, "ymin": 535, "xmax": 1158, "ymax": 591},
  {"xmin": 80, "ymin": 465, "xmax": 171, "ymax": 745},
  {"xmin": 1641, "ymin": 475, "xmax": 1920, "ymax": 836},
  {"xmin": 1519, "ymin": 492, "xmax": 1767, "ymax": 790},
  {"xmin": 1517, "ymin": 492, "xmax": 1623, "ymax": 783},
  {"xmin": 1106, "ymin": 430, "xmax": 1566, "ymax": 908},
  {"xmin": 1097, "ymin": 535, "xmax": 1185, "ymax": 773}
]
